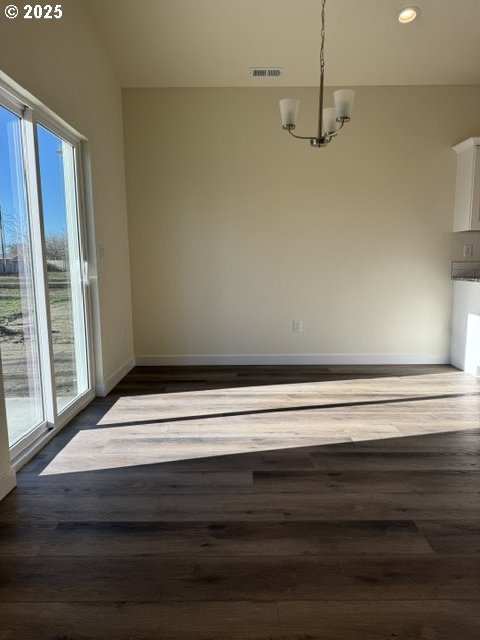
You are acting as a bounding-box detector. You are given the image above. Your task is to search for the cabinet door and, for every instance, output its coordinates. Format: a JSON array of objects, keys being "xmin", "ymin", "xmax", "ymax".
[
  {"xmin": 453, "ymin": 145, "xmax": 480, "ymax": 232},
  {"xmin": 471, "ymin": 147, "xmax": 480, "ymax": 230}
]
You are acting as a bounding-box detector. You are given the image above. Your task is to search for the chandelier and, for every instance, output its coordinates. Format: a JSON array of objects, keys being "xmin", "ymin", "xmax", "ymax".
[{"xmin": 279, "ymin": 0, "xmax": 355, "ymax": 148}]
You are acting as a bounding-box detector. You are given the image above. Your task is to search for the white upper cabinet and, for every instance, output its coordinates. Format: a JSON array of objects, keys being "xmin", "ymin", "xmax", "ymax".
[{"xmin": 453, "ymin": 138, "xmax": 480, "ymax": 232}]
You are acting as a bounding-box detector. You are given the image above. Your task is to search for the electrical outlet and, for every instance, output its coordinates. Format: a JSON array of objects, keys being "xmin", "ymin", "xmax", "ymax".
[
  {"xmin": 292, "ymin": 320, "xmax": 303, "ymax": 333},
  {"xmin": 464, "ymin": 243, "xmax": 474, "ymax": 258}
]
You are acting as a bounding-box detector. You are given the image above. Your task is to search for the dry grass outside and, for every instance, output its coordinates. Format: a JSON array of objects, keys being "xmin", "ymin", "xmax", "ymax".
[{"xmin": 0, "ymin": 271, "xmax": 77, "ymax": 399}]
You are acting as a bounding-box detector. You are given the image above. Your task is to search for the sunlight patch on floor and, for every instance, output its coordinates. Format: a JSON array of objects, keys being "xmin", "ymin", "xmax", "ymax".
[
  {"xmin": 96, "ymin": 371, "xmax": 480, "ymax": 425},
  {"xmin": 38, "ymin": 372, "xmax": 480, "ymax": 475}
]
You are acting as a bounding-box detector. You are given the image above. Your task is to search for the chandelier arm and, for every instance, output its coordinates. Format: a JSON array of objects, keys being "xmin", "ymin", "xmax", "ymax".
[
  {"xmin": 287, "ymin": 129, "xmax": 316, "ymax": 141},
  {"xmin": 325, "ymin": 119, "xmax": 348, "ymax": 139},
  {"xmin": 329, "ymin": 119, "xmax": 346, "ymax": 137}
]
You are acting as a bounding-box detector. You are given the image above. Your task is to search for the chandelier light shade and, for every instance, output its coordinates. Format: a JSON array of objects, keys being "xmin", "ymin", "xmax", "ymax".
[
  {"xmin": 279, "ymin": 0, "xmax": 355, "ymax": 148},
  {"xmin": 322, "ymin": 107, "xmax": 338, "ymax": 135},
  {"xmin": 279, "ymin": 98, "xmax": 300, "ymax": 129},
  {"xmin": 333, "ymin": 89, "xmax": 355, "ymax": 119}
]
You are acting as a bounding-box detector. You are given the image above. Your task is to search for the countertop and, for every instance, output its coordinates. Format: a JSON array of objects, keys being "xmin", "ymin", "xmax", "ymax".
[
  {"xmin": 452, "ymin": 277, "xmax": 480, "ymax": 282},
  {"xmin": 451, "ymin": 261, "xmax": 480, "ymax": 282}
]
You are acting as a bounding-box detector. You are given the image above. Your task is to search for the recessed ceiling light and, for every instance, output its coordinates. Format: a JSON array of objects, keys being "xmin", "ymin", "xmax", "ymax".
[{"xmin": 398, "ymin": 6, "xmax": 420, "ymax": 23}]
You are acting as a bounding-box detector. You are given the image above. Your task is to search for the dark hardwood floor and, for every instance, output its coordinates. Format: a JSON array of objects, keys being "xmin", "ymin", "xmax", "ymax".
[{"xmin": 1, "ymin": 365, "xmax": 480, "ymax": 639}]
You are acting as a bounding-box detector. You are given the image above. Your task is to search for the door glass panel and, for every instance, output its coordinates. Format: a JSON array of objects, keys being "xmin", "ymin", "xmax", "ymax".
[
  {"xmin": 0, "ymin": 105, "xmax": 44, "ymax": 444},
  {"xmin": 36, "ymin": 124, "xmax": 88, "ymax": 412}
]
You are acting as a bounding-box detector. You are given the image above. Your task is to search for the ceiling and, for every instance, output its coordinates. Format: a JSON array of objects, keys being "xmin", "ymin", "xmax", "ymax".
[{"xmin": 86, "ymin": 0, "xmax": 480, "ymax": 87}]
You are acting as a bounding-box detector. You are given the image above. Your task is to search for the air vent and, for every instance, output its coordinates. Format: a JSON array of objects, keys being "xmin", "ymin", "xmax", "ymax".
[{"xmin": 250, "ymin": 67, "xmax": 283, "ymax": 78}]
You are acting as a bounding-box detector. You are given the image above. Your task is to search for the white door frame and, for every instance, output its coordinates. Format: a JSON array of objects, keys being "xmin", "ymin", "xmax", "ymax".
[{"xmin": 0, "ymin": 77, "xmax": 96, "ymax": 465}]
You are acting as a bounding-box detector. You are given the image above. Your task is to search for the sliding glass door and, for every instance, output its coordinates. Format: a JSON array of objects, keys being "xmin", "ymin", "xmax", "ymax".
[
  {"xmin": 0, "ymin": 88, "xmax": 93, "ymax": 458},
  {"xmin": 0, "ymin": 105, "xmax": 44, "ymax": 447},
  {"xmin": 36, "ymin": 125, "xmax": 89, "ymax": 413}
]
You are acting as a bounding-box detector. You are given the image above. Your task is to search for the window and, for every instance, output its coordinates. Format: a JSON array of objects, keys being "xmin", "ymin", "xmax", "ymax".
[{"xmin": 0, "ymin": 81, "xmax": 94, "ymax": 459}]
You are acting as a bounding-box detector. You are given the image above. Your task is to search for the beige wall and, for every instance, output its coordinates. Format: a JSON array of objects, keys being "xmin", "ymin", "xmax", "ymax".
[
  {"xmin": 123, "ymin": 85, "xmax": 480, "ymax": 362},
  {"xmin": 0, "ymin": 0, "xmax": 134, "ymax": 387}
]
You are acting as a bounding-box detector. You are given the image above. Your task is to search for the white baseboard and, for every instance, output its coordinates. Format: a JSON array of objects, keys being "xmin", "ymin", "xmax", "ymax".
[
  {"xmin": 96, "ymin": 356, "xmax": 136, "ymax": 396},
  {"xmin": 0, "ymin": 467, "xmax": 16, "ymax": 500},
  {"xmin": 135, "ymin": 354, "xmax": 450, "ymax": 366}
]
